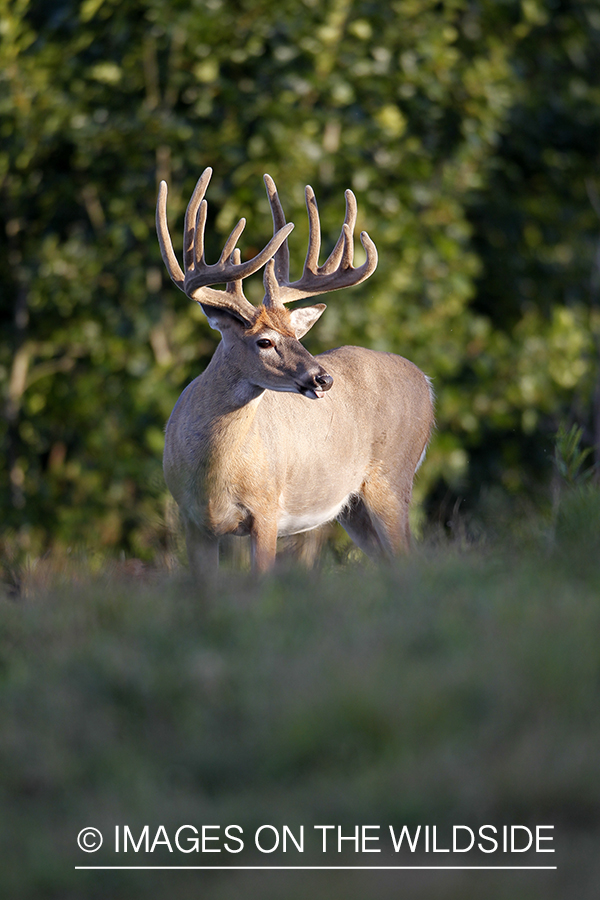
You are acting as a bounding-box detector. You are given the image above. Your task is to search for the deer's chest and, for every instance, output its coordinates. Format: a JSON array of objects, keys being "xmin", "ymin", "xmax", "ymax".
[{"xmin": 198, "ymin": 432, "xmax": 274, "ymax": 536}]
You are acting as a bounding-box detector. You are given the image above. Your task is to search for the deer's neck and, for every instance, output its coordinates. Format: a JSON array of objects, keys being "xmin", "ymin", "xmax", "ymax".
[
  {"xmin": 191, "ymin": 347, "xmax": 269, "ymax": 532},
  {"xmin": 202, "ymin": 342, "xmax": 265, "ymax": 416}
]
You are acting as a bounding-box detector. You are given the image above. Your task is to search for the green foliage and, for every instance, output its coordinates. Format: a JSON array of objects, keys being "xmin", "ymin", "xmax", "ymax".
[
  {"xmin": 554, "ymin": 422, "xmax": 595, "ymax": 487},
  {"xmin": 1, "ymin": 497, "xmax": 600, "ymax": 898},
  {"xmin": 1, "ymin": 0, "xmax": 599, "ymax": 552}
]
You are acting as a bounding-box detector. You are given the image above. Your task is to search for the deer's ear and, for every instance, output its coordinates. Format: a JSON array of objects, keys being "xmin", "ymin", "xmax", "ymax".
[
  {"xmin": 289, "ymin": 304, "xmax": 326, "ymax": 339},
  {"xmin": 199, "ymin": 303, "xmax": 252, "ymax": 333}
]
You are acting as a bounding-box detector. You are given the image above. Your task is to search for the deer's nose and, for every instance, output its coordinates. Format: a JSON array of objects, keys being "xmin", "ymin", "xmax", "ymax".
[{"xmin": 315, "ymin": 373, "xmax": 334, "ymax": 391}]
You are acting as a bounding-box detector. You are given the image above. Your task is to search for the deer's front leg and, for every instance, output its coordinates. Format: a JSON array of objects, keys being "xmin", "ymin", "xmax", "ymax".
[{"xmin": 250, "ymin": 517, "xmax": 278, "ymax": 573}]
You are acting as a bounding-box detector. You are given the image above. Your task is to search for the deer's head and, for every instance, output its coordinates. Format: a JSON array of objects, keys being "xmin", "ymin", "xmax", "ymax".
[{"xmin": 156, "ymin": 168, "xmax": 377, "ymax": 399}]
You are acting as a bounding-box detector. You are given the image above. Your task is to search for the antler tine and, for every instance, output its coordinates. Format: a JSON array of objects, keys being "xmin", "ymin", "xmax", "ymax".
[
  {"xmin": 185, "ymin": 168, "xmax": 213, "ymax": 272},
  {"xmin": 355, "ymin": 229, "xmax": 378, "ymax": 281},
  {"xmin": 156, "ymin": 180, "xmax": 185, "ymax": 289},
  {"xmin": 304, "ymin": 186, "xmax": 322, "ymax": 274},
  {"xmin": 226, "ymin": 248, "xmax": 246, "ymax": 301},
  {"xmin": 319, "ymin": 189, "xmax": 357, "ymax": 275},
  {"xmin": 264, "ymin": 174, "xmax": 291, "ymax": 288},
  {"xmin": 220, "ymin": 217, "xmax": 247, "ymax": 265},
  {"xmin": 193, "ymin": 199, "xmax": 208, "ymax": 269}
]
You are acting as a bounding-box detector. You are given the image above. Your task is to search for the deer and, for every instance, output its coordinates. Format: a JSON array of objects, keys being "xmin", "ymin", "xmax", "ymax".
[{"xmin": 156, "ymin": 167, "xmax": 434, "ymax": 576}]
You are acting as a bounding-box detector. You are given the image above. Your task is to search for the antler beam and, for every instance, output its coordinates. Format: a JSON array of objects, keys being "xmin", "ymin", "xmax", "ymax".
[{"xmin": 262, "ymin": 175, "xmax": 378, "ymax": 308}]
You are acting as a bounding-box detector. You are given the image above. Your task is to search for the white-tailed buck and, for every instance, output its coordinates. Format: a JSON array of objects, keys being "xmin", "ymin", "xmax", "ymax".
[{"xmin": 156, "ymin": 168, "xmax": 434, "ymax": 575}]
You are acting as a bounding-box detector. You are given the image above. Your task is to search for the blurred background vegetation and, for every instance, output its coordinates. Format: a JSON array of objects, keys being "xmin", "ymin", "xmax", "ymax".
[
  {"xmin": 1, "ymin": 0, "xmax": 600, "ymax": 560},
  {"xmin": 2, "ymin": 492, "xmax": 600, "ymax": 898}
]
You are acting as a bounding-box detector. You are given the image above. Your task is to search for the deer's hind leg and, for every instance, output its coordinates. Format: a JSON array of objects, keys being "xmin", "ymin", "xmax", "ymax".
[
  {"xmin": 367, "ymin": 474, "xmax": 413, "ymax": 555},
  {"xmin": 338, "ymin": 496, "xmax": 386, "ymax": 560},
  {"xmin": 339, "ymin": 473, "xmax": 412, "ymax": 560}
]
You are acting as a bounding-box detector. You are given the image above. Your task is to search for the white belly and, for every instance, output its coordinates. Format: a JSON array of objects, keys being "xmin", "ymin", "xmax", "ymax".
[{"xmin": 277, "ymin": 496, "xmax": 349, "ymax": 536}]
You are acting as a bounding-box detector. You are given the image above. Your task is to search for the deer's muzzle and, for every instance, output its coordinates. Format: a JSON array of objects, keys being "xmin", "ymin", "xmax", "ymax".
[{"xmin": 297, "ymin": 370, "xmax": 333, "ymax": 400}]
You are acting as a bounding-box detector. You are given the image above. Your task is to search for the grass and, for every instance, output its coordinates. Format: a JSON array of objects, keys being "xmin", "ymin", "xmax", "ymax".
[{"xmin": 1, "ymin": 489, "xmax": 599, "ymax": 899}]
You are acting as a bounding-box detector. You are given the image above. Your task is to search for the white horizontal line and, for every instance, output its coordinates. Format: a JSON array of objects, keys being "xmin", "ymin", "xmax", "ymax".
[{"xmin": 75, "ymin": 865, "xmax": 558, "ymax": 871}]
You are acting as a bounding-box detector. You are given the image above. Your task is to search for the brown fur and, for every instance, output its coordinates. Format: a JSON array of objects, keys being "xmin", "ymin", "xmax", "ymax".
[
  {"xmin": 164, "ymin": 341, "xmax": 434, "ymax": 575},
  {"xmin": 245, "ymin": 305, "xmax": 296, "ymax": 337}
]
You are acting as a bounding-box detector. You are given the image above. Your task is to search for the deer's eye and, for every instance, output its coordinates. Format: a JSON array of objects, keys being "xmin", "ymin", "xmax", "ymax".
[{"xmin": 256, "ymin": 338, "xmax": 274, "ymax": 349}]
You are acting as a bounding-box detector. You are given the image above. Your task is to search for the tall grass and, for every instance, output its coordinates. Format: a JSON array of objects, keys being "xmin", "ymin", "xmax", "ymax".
[{"xmin": 1, "ymin": 488, "xmax": 599, "ymax": 899}]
